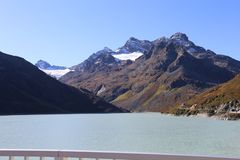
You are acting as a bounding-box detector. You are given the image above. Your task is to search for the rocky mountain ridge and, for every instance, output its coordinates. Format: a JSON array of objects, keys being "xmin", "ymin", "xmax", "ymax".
[
  {"xmin": 69, "ymin": 37, "xmax": 153, "ymax": 73},
  {"xmin": 60, "ymin": 32, "xmax": 240, "ymax": 114},
  {"xmin": 36, "ymin": 60, "xmax": 67, "ymax": 70},
  {"xmin": 115, "ymin": 37, "xmax": 153, "ymax": 54}
]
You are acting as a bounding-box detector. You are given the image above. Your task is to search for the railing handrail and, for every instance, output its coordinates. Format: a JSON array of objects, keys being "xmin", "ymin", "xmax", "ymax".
[{"xmin": 0, "ymin": 149, "xmax": 239, "ymax": 160}]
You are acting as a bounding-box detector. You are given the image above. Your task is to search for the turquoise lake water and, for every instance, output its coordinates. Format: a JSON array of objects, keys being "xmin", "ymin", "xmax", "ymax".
[{"xmin": 0, "ymin": 113, "xmax": 239, "ymax": 158}]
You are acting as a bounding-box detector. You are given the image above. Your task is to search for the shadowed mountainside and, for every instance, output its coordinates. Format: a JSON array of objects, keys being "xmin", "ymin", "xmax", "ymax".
[{"xmin": 0, "ymin": 51, "xmax": 126, "ymax": 115}]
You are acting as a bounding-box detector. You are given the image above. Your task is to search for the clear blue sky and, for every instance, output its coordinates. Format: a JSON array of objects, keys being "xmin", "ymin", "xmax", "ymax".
[{"xmin": 0, "ymin": 0, "xmax": 239, "ymax": 66}]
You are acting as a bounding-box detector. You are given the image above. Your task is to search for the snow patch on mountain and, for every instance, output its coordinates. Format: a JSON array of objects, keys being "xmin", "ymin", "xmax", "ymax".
[
  {"xmin": 35, "ymin": 60, "xmax": 71, "ymax": 79},
  {"xmin": 97, "ymin": 85, "xmax": 106, "ymax": 95},
  {"xmin": 112, "ymin": 52, "xmax": 143, "ymax": 61},
  {"xmin": 40, "ymin": 68, "xmax": 72, "ymax": 79}
]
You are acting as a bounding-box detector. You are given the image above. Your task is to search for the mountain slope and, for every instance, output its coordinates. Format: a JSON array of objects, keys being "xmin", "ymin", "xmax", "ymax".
[
  {"xmin": 0, "ymin": 51, "xmax": 126, "ymax": 115},
  {"xmin": 115, "ymin": 37, "xmax": 153, "ymax": 54},
  {"xmin": 60, "ymin": 33, "xmax": 240, "ymax": 112},
  {"xmin": 111, "ymin": 42, "xmax": 236, "ymax": 112},
  {"xmin": 174, "ymin": 74, "xmax": 240, "ymax": 120},
  {"xmin": 69, "ymin": 37, "xmax": 153, "ymax": 72},
  {"xmin": 70, "ymin": 47, "xmax": 119, "ymax": 73}
]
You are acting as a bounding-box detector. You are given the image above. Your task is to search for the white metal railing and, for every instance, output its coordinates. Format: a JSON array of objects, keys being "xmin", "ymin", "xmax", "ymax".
[{"xmin": 0, "ymin": 149, "xmax": 239, "ymax": 160}]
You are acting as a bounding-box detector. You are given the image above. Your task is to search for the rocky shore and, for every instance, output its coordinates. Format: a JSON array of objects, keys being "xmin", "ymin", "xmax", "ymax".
[{"xmin": 175, "ymin": 100, "xmax": 240, "ymax": 120}]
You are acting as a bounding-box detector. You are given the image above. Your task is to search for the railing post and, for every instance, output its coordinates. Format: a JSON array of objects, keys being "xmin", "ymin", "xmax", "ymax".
[
  {"xmin": 9, "ymin": 156, "xmax": 14, "ymax": 160},
  {"xmin": 55, "ymin": 150, "xmax": 60, "ymax": 160},
  {"xmin": 55, "ymin": 156, "xmax": 67, "ymax": 160},
  {"xmin": 24, "ymin": 156, "xmax": 29, "ymax": 160},
  {"xmin": 62, "ymin": 157, "xmax": 68, "ymax": 160}
]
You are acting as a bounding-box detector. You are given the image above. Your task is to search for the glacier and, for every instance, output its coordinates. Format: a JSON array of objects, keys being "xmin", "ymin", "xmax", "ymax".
[{"xmin": 112, "ymin": 52, "xmax": 143, "ymax": 61}]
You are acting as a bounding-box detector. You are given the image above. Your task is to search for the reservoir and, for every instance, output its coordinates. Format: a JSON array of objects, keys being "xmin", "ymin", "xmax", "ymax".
[{"xmin": 0, "ymin": 113, "xmax": 239, "ymax": 158}]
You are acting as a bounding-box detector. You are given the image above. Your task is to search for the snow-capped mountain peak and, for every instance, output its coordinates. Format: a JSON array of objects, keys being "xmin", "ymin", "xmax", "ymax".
[
  {"xmin": 152, "ymin": 32, "xmax": 206, "ymax": 54},
  {"xmin": 35, "ymin": 60, "xmax": 67, "ymax": 70},
  {"xmin": 115, "ymin": 37, "xmax": 153, "ymax": 55},
  {"xmin": 170, "ymin": 32, "xmax": 189, "ymax": 41},
  {"xmin": 35, "ymin": 60, "xmax": 51, "ymax": 69},
  {"xmin": 102, "ymin": 47, "xmax": 113, "ymax": 52},
  {"xmin": 35, "ymin": 60, "xmax": 71, "ymax": 79},
  {"xmin": 96, "ymin": 47, "xmax": 113, "ymax": 55},
  {"xmin": 69, "ymin": 33, "xmax": 213, "ymax": 74}
]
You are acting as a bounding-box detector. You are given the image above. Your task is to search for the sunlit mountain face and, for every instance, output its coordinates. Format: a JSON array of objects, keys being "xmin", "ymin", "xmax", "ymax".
[{"xmin": 60, "ymin": 33, "xmax": 240, "ymax": 118}]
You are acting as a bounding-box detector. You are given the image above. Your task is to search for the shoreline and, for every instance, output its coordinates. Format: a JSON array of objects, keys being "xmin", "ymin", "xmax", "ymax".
[{"xmin": 0, "ymin": 112, "xmax": 239, "ymax": 121}]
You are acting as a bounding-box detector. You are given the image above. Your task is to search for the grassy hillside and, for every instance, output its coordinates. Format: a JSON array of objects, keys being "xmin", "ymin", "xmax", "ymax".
[{"xmin": 174, "ymin": 74, "xmax": 240, "ymax": 119}]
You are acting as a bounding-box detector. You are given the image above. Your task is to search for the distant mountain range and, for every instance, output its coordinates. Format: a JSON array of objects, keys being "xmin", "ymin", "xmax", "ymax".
[
  {"xmin": 35, "ymin": 60, "xmax": 71, "ymax": 79},
  {"xmin": 1, "ymin": 32, "xmax": 239, "ymax": 118},
  {"xmin": 36, "ymin": 38, "xmax": 153, "ymax": 79},
  {"xmin": 36, "ymin": 60, "xmax": 67, "ymax": 70},
  {"xmin": 60, "ymin": 32, "xmax": 240, "ymax": 118},
  {"xmin": 0, "ymin": 52, "xmax": 126, "ymax": 115}
]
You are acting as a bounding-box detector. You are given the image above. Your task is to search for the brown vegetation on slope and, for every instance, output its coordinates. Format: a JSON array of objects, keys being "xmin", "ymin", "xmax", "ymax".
[{"xmin": 174, "ymin": 74, "xmax": 240, "ymax": 119}]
